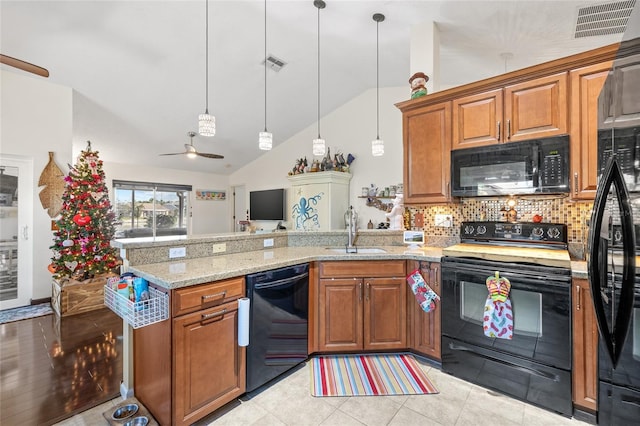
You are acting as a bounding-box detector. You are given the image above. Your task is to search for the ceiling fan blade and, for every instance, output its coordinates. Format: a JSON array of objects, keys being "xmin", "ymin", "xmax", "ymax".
[
  {"xmin": 196, "ymin": 152, "xmax": 224, "ymax": 159},
  {"xmin": 159, "ymin": 152, "xmax": 185, "ymax": 156},
  {"xmin": 0, "ymin": 54, "xmax": 49, "ymax": 77}
]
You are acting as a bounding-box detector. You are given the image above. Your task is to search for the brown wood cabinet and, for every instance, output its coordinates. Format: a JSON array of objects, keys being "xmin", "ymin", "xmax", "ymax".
[
  {"xmin": 452, "ymin": 73, "xmax": 568, "ymax": 150},
  {"xmin": 572, "ymin": 278, "xmax": 598, "ymax": 412},
  {"xmin": 134, "ymin": 277, "xmax": 246, "ymax": 426},
  {"xmin": 317, "ymin": 261, "xmax": 407, "ymax": 352},
  {"xmin": 402, "ymin": 101, "xmax": 451, "ymax": 204},
  {"xmin": 407, "ymin": 260, "xmax": 441, "ymax": 360},
  {"xmin": 570, "ymin": 62, "xmax": 612, "ymax": 200}
]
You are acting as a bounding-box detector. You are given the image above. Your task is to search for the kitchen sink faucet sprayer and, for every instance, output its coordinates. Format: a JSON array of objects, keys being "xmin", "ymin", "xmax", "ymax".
[{"xmin": 346, "ymin": 205, "xmax": 358, "ymax": 253}]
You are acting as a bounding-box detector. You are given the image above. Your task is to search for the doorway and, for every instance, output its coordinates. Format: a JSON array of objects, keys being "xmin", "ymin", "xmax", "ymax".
[
  {"xmin": 0, "ymin": 155, "xmax": 34, "ymax": 309},
  {"xmin": 233, "ymin": 185, "xmax": 246, "ymax": 232}
]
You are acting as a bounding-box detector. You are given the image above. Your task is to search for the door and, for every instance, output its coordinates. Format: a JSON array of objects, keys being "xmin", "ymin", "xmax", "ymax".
[
  {"xmin": 408, "ymin": 261, "xmax": 441, "ymax": 360},
  {"xmin": 441, "ymin": 258, "xmax": 572, "ymax": 369},
  {"xmin": 570, "ymin": 62, "xmax": 611, "ymax": 200},
  {"xmin": 0, "ymin": 155, "xmax": 33, "ymax": 310},
  {"xmin": 232, "ymin": 185, "xmax": 246, "ymax": 232},
  {"xmin": 403, "ymin": 101, "xmax": 451, "ymax": 204},
  {"xmin": 572, "ymin": 278, "xmax": 598, "ymax": 411},
  {"xmin": 318, "ymin": 278, "xmax": 362, "ymax": 351},
  {"xmin": 364, "ymin": 277, "xmax": 406, "ymax": 350},
  {"xmin": 452, "ymin": 88, "xmax": 503, "ymax": 149},
  {"xmin": 504, "ymin": 73, "xmax": 568, "ymax": 142},
  {"xmin": 173, "ymin": 300, "xmax": 245, "ymax": 426}
]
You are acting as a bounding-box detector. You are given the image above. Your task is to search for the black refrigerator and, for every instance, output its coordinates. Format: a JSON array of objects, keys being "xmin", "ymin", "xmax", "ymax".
[{"xmin": 589, "ymin": 6, "xmax": 640, "ymax": 424}]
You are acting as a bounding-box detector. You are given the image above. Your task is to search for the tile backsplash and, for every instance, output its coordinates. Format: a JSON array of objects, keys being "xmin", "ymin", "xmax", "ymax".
[{"xmin": 407, "ymin": 197, "xmax": 593, "ymax": 259}]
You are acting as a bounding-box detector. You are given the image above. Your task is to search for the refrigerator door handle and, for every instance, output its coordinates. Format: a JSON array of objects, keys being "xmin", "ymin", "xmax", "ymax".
[{"xmin": 588, "ymin": 155, "xmax": 636, "ymax": 368}]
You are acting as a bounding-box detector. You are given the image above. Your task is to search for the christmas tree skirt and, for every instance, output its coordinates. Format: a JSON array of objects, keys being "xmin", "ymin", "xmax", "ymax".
[{"xmin": 52, "ymin": 273, "xmax": 116, "ymax": 317}]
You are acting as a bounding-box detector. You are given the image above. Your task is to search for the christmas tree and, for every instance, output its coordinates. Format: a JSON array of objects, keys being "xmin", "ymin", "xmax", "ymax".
[{"xmin": 50, "ymin": 141, "xmax": 120, "ymax": 280}]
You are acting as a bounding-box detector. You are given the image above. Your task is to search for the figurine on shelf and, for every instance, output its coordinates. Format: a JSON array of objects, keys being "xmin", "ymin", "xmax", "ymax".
[
  {"xmin": 409, "ymin": 72, "xmax": 429, "ymax": 99},
  {"xmin": 385, "ymin": 194, "xmax": 404, "ymax": 230}
]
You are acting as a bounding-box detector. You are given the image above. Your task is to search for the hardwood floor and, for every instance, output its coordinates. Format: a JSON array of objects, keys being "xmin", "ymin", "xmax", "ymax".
[{"xmin": 0, "ymin": 307, "xmax": 123, "ymax": 425}]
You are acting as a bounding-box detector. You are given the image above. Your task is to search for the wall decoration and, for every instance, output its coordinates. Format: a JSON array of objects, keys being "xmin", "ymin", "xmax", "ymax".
[
  {"xmin": 38, "ymin": 151, "xmax": 65, "ymax": 218},
  {"xmin": 195, "ymin": 189, "xmax": 226, "ymax": 200},
  {"xmin": 292, "ymin": 193, "xmax": 323, "ymax": 231}
]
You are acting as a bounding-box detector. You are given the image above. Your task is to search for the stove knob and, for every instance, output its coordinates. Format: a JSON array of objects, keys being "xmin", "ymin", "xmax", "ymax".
[
  {"xmin": 532, "ymin": 227, "xmax": 544, "ymax": 239},
  {"xmin": 464, "ymin": 225, "xmax": 475, "ymax": 235},
  {"xmin": 547, "ymin": 227, "xmax": 561, "ymax": 240},
  {"xmin": 477, "ymin": 225, "xmax": 487, "ymax": 235}
]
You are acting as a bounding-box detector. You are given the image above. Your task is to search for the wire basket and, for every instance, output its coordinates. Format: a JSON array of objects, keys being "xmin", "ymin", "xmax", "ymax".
[{"xmin": 104, "ymin": 284, "xmax": 169, "ymax": 329}]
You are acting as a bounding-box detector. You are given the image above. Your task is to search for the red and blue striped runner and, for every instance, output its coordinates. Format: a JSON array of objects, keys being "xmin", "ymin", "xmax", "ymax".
[{"xmin": 311, "ymin": 354, "xmax": 438, "ymax": 396}]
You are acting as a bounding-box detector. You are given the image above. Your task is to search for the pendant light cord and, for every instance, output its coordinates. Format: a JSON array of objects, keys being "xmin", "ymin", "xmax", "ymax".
[
  {"xmin": 376, "ymin": 18, "xmax": 379, "ymax": 139},
  {"xmin": 205, "ymin": 0, "xmax": 209, "ymax": 114},
  {"xmin": 264, "ymin": 0, "xmax": 268, "ymax": 132},
  {"xmin": 317, "ymin": 3, "xmax": 321, "ymax": 139}
]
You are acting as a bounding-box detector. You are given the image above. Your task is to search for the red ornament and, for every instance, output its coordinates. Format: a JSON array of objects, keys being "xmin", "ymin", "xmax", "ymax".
[{"xmin": 73, "ymin": 212, "xmax": 91, "ymax": 226}]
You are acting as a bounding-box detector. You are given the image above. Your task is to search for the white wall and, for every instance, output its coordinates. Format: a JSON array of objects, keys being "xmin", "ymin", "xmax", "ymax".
[
  {"xmin": 0, "ymin": 69, "xmax": 73, "ymax": 301},
  {"xmin": 230, "ymin": 86, "xmax": 406, "ymax": 229},
  {"xmin": 102, "ymin": 162, "xmax": 230, "ymax": 235}
]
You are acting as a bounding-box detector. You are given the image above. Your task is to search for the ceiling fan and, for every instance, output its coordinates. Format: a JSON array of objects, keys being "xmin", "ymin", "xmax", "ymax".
[
  {"xmin": 0, "ymin": 54, "xmax": 49, "ymax": 77},
  {"xmin": 160, "ymin": 131, "xmax": 224, "ymax": 159}
]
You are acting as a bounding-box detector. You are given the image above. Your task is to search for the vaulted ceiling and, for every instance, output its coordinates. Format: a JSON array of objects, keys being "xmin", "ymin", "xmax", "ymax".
[{"xmin": 0, "ymin": 1, "xmax": 627, "ymax": 174}]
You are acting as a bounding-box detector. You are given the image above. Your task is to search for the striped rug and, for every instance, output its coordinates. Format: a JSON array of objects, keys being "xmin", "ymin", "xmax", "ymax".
[{"xmin": 311, "ymin": 354, "xmax": 438, "ymax": 397}]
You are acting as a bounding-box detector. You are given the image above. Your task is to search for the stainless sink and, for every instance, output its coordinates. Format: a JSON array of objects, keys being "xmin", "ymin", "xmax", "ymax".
[{"xmin": 326, "ymin": 248, "xmax": 387, "ymax": 254}]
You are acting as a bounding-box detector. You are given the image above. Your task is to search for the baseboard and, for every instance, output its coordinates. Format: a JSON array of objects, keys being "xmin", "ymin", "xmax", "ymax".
[
  {"xmin": 31, "ymin": 297, "xmax": 51, "ymax": 305},
  {"xmin": 573, "ymin": 407, "xmax": 597, "ymax": 424},
  {"xmin": 120, "ymin": 382, "xmax": 133, "ymax": 400}
]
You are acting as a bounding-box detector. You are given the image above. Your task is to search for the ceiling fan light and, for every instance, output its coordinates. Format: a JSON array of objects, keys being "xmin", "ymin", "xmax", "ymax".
[
  {"xmin": 259, "ymin": 131, "xmax": 273, "ymax": 150},
  {"xmin": 372, "ymin": 138, "xmax": 384, "ymax": 156},
  {"xmin": 313, "ymin": 138, "xmax": 326, "ymax": 156},
  {"xmin": 198, "ymin": 113, "xmax": 216, "ymax": 137},
  {"xmin": 186, "ymin": 151, "xmax": 198, "ymax": 159}
]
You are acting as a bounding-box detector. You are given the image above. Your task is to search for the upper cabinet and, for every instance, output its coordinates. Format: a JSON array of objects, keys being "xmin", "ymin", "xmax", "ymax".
[
  {"xmin": 452, "ymin": 73, "xmax": 568, "ymax": 150},
  {"xmin": 570, "ymin": 62, "xmax": 612, "ymax": 200},
  {"xmin": 402, "ymin": 101, "xmax": 451, "ymax": 205}
]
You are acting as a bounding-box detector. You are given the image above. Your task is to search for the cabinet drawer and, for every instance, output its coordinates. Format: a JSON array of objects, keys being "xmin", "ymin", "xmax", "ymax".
[
  {"xmin": 173, "ymin": 277, "xmax": 244, "ymax": 317},
  {"xmin": 320, "ymin": 261, "xmax": 405, "ymax": 278}
]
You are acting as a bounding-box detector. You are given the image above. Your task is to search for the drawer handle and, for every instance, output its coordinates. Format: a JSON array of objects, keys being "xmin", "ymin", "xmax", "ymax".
[
  {"xmin": 202, "ymin": 291, "xmax": 226, "ymax": 301},
  {"xmin": 202, "ymin": 308, "xmax": 227, "ymax": 320}
]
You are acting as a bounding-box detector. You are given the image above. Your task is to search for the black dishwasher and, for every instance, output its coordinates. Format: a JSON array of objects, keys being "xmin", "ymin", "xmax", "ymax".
[{"xmin": 245, "ymin": 263, "xmax": 309, "ymax": 392}]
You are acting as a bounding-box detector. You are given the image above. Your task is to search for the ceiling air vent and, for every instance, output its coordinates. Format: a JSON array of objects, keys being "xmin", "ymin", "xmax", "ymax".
[
  {"xmin": 263, "ymin": 55, "xmax": 286, "ymax": 72},
  {"xmin": 574, "ymin": 0, "xmax": 636, "ymax": 38}
]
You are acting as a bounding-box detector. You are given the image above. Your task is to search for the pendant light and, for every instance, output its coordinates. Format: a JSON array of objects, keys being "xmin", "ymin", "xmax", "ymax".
[
  {"xmin": 259, "ymin": 0, "xmax": 273, "ymax": 150},
  {"xmin": 198, "ymin": 0, "xmax": 216, "ymax": 137},
  {"xmin": 312, "ymin": 0, "xmax": 326, "ymax": 156},
  {"xmin": 371, "ymin": 13, "xmax": 385, "ymax": 156}
]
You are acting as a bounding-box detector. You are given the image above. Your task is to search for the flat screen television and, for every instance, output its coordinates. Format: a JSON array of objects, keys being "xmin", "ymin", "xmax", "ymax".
[{"xmin": 249, "ymin": 188, "xmax": 286, "ymax": 221}]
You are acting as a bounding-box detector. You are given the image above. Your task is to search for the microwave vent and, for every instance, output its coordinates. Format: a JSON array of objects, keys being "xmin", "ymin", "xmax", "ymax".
[{"xmin": 574, "ymin": 0, "xmax": 636, "ymax": 38}]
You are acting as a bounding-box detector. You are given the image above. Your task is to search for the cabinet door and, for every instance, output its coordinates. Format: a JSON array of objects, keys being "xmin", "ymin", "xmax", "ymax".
[
  {"xmin": 570, "ymin": 62, "xmax": 611, "ymax": 200},
  {"xmin": 452, "ymin": 88, "xmax": 503, "ymax": 149},
  {"xmin": 173, "ymin": 300, "xmax": 246, "ymax": 426},
  {"xmin": 504, "ymin": 73, "xmax": 568, "ymax": 142},
  {"xmin": 403, "ymin": 101, "xmax": 452, "ymax": 204},
  {"xmin": 572, "ymin": 278, "xmax": 598, "ymax": 412},
  {"xmin": 364, "ymin": 277, "xmax": 407, "ymax": 350},
  {"xmin": 318, "ymin": 278, "xmax": 363, "ymax": 352},
  {"xmin": 407, "ymin": 261, "xmax": 441, "ymax": 360}
]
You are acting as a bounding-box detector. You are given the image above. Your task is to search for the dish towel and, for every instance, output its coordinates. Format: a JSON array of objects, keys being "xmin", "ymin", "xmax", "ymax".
[
  {"xmin": 406, "ymin": 268, "xmax": 440, "ymax": 313},
  {"xmin": 483, "ymin": 271, "xmax": 513, "ymax": 340}
]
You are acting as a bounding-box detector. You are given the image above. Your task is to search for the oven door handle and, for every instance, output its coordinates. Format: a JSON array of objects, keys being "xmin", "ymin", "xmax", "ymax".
[
  {"xmin": 448, "ymin": 342, "xmax": 560, "ymax": 382},
  {"xmin": 444, "ymin": 265, "xmax": 570, "ymax": 287}
]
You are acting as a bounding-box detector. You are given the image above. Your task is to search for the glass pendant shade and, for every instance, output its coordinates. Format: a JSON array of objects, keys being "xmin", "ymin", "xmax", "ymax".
[
  {"xmin": 313, "ymin": 138, "xmax": 326, "ymax": 156},
  {"xmin": 198, "ymin": 112, "xmax": 216, "ymax": 137},
  {"xmin": 372, "ymin": 138, "xmax": 384, "ymax": 156},
  {"xmin": 259, "ymin": 131, "xmax": 273, "ymax": 150}
]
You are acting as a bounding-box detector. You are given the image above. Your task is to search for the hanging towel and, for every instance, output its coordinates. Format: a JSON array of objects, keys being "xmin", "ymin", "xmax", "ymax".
[
  {"xmin": 483, "ymin": 271, "xmax": 513, "ymax": 340},
  {"xmin": 406, "ymin": 268, "xmax": 440, "ymax": 313}
]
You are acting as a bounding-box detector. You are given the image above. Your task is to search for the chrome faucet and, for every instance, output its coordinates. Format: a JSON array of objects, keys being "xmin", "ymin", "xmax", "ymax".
[{"xmin": 346, "ymin": 205, "xmax": 357, "ymax": 253}]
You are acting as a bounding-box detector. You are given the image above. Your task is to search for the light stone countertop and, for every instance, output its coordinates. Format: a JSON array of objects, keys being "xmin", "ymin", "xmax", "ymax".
[
  {"xmin": 128, "ymin": 245, "xmax": 443, "ymax": 290},
  {"xmin": 571, "ymin": 260, "xmax": 588, "ymax": 279}
]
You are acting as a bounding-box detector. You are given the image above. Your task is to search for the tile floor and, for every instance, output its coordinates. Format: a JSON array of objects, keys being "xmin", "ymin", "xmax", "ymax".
[{"xmin": 54, "ymin": 357, "xmax": 591, "ymax": 426}]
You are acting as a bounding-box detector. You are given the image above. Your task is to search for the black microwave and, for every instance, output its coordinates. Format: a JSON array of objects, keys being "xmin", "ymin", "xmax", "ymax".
[{"xmin": 450, "ymin": 135, "xmax": 570, "ymax": 197}]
